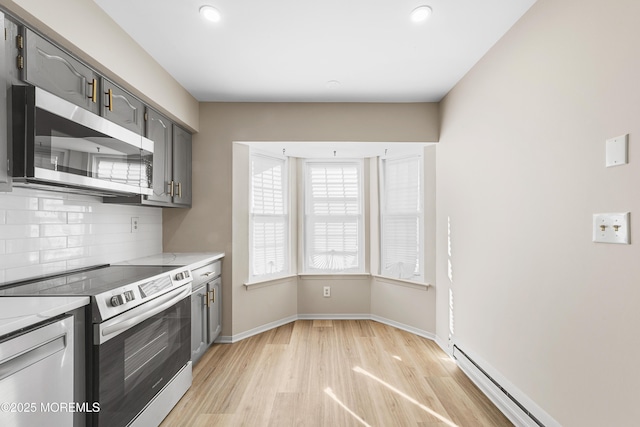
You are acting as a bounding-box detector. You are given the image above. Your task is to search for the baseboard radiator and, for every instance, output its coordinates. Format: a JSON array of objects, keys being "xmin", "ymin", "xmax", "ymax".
[{"xmin": 452, "ymin": 345, "xmax": 545, "ymax": 427}]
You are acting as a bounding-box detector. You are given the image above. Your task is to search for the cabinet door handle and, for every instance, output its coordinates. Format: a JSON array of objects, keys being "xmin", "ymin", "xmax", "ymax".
[
  {"xmin": 203, "ymin": 293, "xmax": 208, "ymax": 308},
  {"xmin": 208, "ymin": 290, "xmax": 215, "ymax": 304},
  {"xmin": 168, "ymin": 181, "xmax": 175, "ymax": 197},
  {"xmin": 177, "ymin": 182, "xmax": 182, "ymax": 198},
  {"xmin": 105, "ymin": 88, "xmax": 113, "ymax": 111},
  {"xmin": 88, "ymin": 78, "xmax": 97, "ymax": 103}
]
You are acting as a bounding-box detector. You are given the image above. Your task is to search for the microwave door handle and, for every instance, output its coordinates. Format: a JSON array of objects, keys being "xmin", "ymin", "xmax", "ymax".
[{"xmin": 96, "ymin": 285, "xmax": 190, "ymax": 345}]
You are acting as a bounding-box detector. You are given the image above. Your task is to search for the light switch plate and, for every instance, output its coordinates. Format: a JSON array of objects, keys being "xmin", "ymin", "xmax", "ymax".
[
  {"xmin": 593, "ymin": 212, "xmax": 630, "ymax": 244},
  {"xmin": 606, "ymin": 134, "xmax": 628, "ymax": 167}
]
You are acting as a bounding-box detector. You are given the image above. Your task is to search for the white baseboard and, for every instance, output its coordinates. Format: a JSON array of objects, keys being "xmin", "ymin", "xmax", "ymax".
[
  {"xmin": 215, "ymin": 335, "xmax": 232, "ymax": 344},
  {"xmin": 224, "ymin": 313, "xmax": 434, "ymax": 342},
  {"xmin": 298, "ymin": 313, "xmax": 370, "ymax": 320},
  {"xmin": 369, "ymin": 314, "xmax": 435, "ymax": 341},
  {"xmin": 453, "ymin": 344, "xmax": 560, "ymax": 427},
  {"xmin": 226, "ymin": 315, "xmax": 298, "ymax": 343},
  {"xmin": 434, "ymin": 335, "xmax": 452, "ymax": 358}
]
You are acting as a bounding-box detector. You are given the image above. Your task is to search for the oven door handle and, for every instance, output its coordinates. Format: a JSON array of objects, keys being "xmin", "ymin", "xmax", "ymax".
[{"xmin": 96, "ymin": 285, "xmax": 191, "ymax": 345}]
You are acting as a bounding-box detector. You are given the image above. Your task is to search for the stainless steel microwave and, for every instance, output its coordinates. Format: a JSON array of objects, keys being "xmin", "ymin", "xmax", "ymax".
[{"xmin": 10, "ymin": 85, "xmax": 153, "ymax": 197}]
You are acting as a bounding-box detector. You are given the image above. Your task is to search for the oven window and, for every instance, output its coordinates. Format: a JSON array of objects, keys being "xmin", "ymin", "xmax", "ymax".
[
  {"xmin": 93, "ymin": 296, "xmax": 190, "ymax": 427},
  {"xmin": 124, "ymin": 318, "xmax": 170, "ymax": 394}
]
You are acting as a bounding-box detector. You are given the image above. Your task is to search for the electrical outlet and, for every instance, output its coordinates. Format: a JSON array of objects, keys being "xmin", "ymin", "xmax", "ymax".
[
  {"xmin": 131, "ymin": 217, "xmax": 139, "ymax": 233},
  {"xmin": 323, "ymin": 286, "xmax": 331, "ymax": 297}
]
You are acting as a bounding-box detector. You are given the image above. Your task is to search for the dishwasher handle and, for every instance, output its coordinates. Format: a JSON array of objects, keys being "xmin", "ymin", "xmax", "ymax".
[
  {"xmin": 0, "ymin": 316, "xmax": 72, "ymax": 382},
  {"xmin": 96, "ymin": 284, "xmax": 190, "ymax": 345}
]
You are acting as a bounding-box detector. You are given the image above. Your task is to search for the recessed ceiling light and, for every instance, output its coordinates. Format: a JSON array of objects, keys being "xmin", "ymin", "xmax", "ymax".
[
  {"xmin": 410, "ymin": 5, "xmax": 432, "ymax": 23},
  {"xmin": 200, "ymin": 5, "xmax": 221, "ymax": 23}
]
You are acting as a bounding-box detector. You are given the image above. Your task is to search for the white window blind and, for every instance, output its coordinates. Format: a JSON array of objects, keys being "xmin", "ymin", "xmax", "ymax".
[
  {"xmin": 305, "ymin": 161, "xmax": 363, "ymax": 273},
  {"xmin": 250, "ymin": 153, "xmax": 288, "ymax": 278},
  {"xmin": 96, "ymin": 157, "xmax": 147, "ymax": 187},
  {"xmin": 381, "ymin": 155, "xmax": 423, "ymax": 281}
]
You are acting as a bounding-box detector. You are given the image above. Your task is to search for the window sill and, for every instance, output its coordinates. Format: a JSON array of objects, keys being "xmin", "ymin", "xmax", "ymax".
[
  {"xmin": 371, "ymin": 274, "xmax": 432, "ymax": 290},
  {"xmin": 244, "ymin": 274, "xmax": 298, "ymax": 290},
  {"xmin": 297, "ymin": 273, "xmax": 369, "ymax": 279},
  {"xmin": 243, "ymin": 273, "xmax": 432, "ymax": 290}
]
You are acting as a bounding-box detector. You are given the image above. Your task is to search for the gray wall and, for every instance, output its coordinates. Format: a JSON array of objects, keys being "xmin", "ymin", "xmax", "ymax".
[
  {"xmin": 437, "ymin": 0, "xmax": 640, "ymax": 425},
  {"xmin": 164, "ymin": 102, "xmax": 440, "ymax": 337}
]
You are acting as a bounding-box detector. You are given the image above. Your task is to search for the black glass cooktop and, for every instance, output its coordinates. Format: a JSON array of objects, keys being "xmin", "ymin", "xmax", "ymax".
[{"xmin": 0, "ymin": 265, "xmax": 178, "ymax": 297}]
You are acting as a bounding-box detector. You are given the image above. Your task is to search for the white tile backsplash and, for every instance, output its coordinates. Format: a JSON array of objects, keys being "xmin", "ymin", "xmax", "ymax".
[{"xmin": 0, "ymin": 188, "xmax": 162, "ymax": 283}]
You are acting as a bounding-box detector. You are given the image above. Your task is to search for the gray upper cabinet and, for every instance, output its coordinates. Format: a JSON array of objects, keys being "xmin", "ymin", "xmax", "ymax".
[
  {"xmin": 145, "ymin": 108, "xmax": 173, "ymax": 205},
  {"xmin": 172, "ymin": 125, "xmax": 192, "ymax": 207},
  {"xmin": 21, "ymin": 28, "xmax": 100, "ymax": 114},
  {"xmin": 5, "ymin": 18, "xmax": 193, "ymax": 207},
  {"xmin": 4, "ymin": 16, "xmax": 21, "ymax": 87},
  {"xmin": 1, "ymin": 14, "xmax": 11, "ymax": 191},
  {"xmin": 106, "ymin": 108, "xmax": 192, "ymax": 208},
  {"xmin": 101, "ymin": 78, "xmax": 144, "ymax": 134}
]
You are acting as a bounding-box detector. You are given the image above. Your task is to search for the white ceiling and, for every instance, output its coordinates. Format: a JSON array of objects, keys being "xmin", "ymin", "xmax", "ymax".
[{"xmin": 93, "ymin": 0, "xmax": 537, "ymax": 103}]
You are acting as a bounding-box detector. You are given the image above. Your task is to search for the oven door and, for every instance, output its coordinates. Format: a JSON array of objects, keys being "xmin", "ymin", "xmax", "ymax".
[{"xmin": 92, "ymin": 286, "xmax": 190, "ymax": 427}]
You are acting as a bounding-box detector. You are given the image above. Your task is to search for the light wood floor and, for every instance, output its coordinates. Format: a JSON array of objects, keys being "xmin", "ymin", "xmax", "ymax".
[{"xmin": 161, "ymin": 320, "xmax": 512, "ymax": 427}]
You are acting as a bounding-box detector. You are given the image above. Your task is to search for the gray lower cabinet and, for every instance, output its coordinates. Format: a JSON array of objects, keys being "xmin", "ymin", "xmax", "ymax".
[
  {"xmin": 22, "ymin": 27, "xmax": 100, "ymax": 114},
  {"xmin": 191, "ymin": 283, "xmax": 208, "ymax": 361},
  {"xmin": 190, "ymin": 261, "xmax": 222, "ymax": 364},
  {"xmin": 101, "ymin": 77, "xmax": 144, "ymax": 134},
  {"xmin": 208, "ymin": 278, "xmax": 222, "ymax": 342}
]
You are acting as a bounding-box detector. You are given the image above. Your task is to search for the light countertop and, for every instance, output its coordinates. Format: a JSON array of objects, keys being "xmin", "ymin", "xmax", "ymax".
[
  {"xmin": 115, "ymin": 252, "xmax": 225, "ymax": 270},
  {"xmin": 0, "ymin": 296, "xmax": 89, "ymax": 338}
]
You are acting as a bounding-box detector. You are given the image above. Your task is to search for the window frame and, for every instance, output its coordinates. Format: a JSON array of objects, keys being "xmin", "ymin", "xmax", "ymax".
[
  {"xmin": 303, "ymin": 159, "xmax": 365, "ymax": 274},
  {"xmin": 379, "ymin": 153, "xmax": 425, "ymax": 282},
  {"xmin": 249, "ymin": 150, "xmax": 289, "ymax": 281}
]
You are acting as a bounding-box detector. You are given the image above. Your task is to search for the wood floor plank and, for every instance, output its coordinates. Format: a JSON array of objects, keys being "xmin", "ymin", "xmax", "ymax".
[
  {"xmin": 161, "ymin": 320, "xmax": 513, "ymax": 427},
  {"xmin": 268, "ymin": 321, "xmax": 295, "ymax": 344},
  {"xmin": 426, "ymin": 376, "xmax": 512, "ymax": 427},
  {"xmin": 312, "ymin": 319, "xmax": 333, "ymax": 327}
]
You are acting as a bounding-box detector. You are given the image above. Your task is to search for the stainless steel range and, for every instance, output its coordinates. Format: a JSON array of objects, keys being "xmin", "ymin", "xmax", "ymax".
[{"xmin": 0, "ymin": 264, "xmax": 193, "ymax": 427}]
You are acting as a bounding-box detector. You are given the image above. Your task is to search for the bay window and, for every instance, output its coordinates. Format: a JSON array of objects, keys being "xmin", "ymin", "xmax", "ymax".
[
  {"xmin": 380, "ymin": 154, "xmax": 424, "ymax": 281},
  {"xmin": 304, "ymin": 160, "xmax": 364, "ymax": 273},
  {"xmin": 250, "ymin": 152, "xmax": 288, "ymax": 279}
]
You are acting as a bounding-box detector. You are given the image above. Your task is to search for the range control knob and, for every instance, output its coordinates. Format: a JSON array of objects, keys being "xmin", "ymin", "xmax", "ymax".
[
  {"xmin": 175, "ymin": 272, "xmax": 184, "ymax": 281},
  {"xmin": 124, "ymin": 290, "xmax": 135, "ymax": 302},
  {"xmin": 110, "ymin": 293, "xmax": 127, "ymax": 307}
]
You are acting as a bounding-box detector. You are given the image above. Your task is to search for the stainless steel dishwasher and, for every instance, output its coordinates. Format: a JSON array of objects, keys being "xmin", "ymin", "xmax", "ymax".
[{"xmin": 0, "ymin": 315, "xmax": 74, "ymax": 427}]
